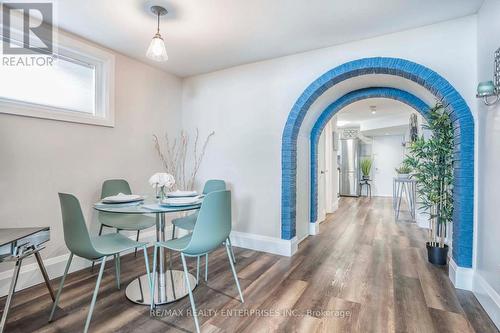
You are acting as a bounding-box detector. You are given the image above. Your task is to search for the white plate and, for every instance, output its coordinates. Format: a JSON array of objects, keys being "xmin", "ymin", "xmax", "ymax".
[
  {"xmin": 166, "ymin": 190, "xmax": 198, "ymax": 198},
  {"xmin": 160, "ymin": 197, "xmax": 202, "ymax": 207},
  {"xmin": 102, "ymin": 193, "xmax": 144, "ymax": 204}
]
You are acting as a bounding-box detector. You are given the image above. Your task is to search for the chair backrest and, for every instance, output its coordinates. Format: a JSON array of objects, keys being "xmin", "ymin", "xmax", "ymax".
[
  {"xmin": 202, "ymin": 179, "xmax": 226, "ymax": 195},
  {"xmin": 183, "ymin": 190, "xmax": 231, "ymax": 255},
  {"xmin": 58, "ymin": 193, "xmax": 102, "ymax": 260},
  {"xmin": 101, "ymin": 179, "xmax": 132, "ymax": 199}
]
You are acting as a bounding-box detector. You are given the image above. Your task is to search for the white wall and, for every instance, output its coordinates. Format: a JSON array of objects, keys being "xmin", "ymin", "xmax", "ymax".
[
  {"xmin": 371, "ymin": 135, "xmax": 405, "ymax": 197},
  {"xmin": 317, "ymin": 117, "xmax": 338, "ymax": 226},
  {"xmin": 0, "ymin": 35, "xmax": 183, "ymax": 290},
  {"xmin": 474, "ymin": 0, "xmax": 500, "ymax": 328},
  {"xmin": 181, "ymin": 16, "xmax": 477, "ymax": 245},
  {"xmin": 317, "ymin": 130, "xmax": 327, "ymax": 223},
  {"xmin": 325, "ymin": 118, "xmax": 339, "ymax": 214},
  {"xmin": 331, "ymin": 118, "xmax": 340, "ymax": 211}
]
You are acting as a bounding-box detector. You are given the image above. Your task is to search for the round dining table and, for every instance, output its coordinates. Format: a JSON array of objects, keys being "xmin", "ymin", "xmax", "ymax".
[{"xmin": 94, "ymin": 200, "xmax": 201, "ymax": 306}]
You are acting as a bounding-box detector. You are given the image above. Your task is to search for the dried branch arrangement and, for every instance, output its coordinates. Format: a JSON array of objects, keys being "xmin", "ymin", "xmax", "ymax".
[{"xmin": 153, "ymin": 129, "xmax": 215, "ymax": 191}]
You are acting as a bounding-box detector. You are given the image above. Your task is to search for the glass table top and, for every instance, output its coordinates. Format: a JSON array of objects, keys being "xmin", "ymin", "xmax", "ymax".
[{"xmin": 93, "ymin": 199, "xmax": 201, "ymax": 214}]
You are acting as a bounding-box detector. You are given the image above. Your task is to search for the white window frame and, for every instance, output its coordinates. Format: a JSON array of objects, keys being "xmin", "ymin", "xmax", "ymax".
[{"xmin": 0, "ymin": 27, "xmax": 115, "ymax": 127}]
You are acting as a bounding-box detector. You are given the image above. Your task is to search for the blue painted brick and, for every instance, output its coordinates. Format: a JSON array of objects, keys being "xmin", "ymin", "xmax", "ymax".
[{"xmin": 281, "ymin": 57, "xmax": 474, "ymax": 268}]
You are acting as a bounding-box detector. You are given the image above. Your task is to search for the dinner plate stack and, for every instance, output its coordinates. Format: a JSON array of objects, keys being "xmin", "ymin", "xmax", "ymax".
[
  {"xmin": 101, "ymin": 193, "xmax": 144, "ymax": 204},
  {"xmin": 160, "ymin": 196, "xmax": 202, "ymax": 207},
  {"xmin": 166, "ymin": 190, "xmax": 198, "ymax": 198}
]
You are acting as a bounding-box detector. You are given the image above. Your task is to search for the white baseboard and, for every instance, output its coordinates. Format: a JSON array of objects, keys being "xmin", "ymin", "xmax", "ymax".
[
  {"xmin": 448, "ymin": 258, "xmax": 473, "ymax": 290},
  {"xmin": 0, "ymin": 227, "xmax": 299, "ymax": 297},
  {"xmin": 0, "ymin": 227, "xmax": 161, "ymax": 298},
  {"xmin": 309, "ymin": 222, "xmax": 320, "ymax": 235},
  {"xmin": 229, "ymin": 231, "xmax": 298, "ymax": 257},
  {"xmin": 473, "ymin": 272, "xmax": 500, "ymax": 330}
]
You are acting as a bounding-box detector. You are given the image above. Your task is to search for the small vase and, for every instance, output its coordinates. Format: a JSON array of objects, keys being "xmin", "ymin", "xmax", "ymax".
[{"xmin": 156, "ymin": 186, "xmax": 167, "ymax": 202}]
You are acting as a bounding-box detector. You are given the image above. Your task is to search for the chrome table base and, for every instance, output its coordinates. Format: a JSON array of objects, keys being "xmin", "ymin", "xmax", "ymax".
[{"xmin": 125, "ymin": 270, "xmax": 197, "ymax": 305}]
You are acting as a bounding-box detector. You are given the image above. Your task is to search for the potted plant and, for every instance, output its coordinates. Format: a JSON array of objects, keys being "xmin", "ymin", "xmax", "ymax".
[
  {"xmin": 395, "ymin": 164, "xmax": 412, "ymax": 179},
  {"xmin": 405, "ymin": 102, "xmax": 454, "ymax": 265},
  {"xmin": 360, "ymin": 158, "xmax": 372, "ymax": 180}
]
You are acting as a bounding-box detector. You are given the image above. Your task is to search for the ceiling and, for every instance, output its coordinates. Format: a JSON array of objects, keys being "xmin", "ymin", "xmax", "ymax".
[
  {"xmin": 337, "ymin": 98, "xmax": 414, "ymax": 127},
  {"xmin": 361, "ymin": 125, "xmax": 408, "ymax": 137},
  {"xmin": 52, "ymin": 0, "xmax": 483, "ymax": 77}
]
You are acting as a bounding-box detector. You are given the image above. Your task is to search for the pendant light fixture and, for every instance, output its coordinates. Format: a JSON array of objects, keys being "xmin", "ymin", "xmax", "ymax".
[{"xmin": 146, "ymin": 5, "xmax": 168, "ymax": 62}]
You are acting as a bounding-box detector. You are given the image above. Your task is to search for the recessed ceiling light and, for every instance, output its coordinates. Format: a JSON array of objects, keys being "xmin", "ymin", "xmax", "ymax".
[{"xmin": 370, "ymin": 105, "xmax": 377, "ymax": 114}]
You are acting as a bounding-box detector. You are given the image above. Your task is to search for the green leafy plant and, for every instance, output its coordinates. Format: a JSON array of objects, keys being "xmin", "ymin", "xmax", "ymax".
[
  {"xmin": 405, "ymin": 102, "xmax": 454, "ymax": 248},
  {"xmin": 395, "ymin": 164, "xmax": 412, "ymax": 174},
  {"xmin": 360, "ymin": 158, "xmax": 373, "ymax": 177}
]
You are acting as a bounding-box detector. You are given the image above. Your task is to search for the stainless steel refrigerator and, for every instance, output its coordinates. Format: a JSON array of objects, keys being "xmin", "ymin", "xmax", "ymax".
[{"xmin": 339, "ymin": 138, "xmax": 359, "ymax": 197}]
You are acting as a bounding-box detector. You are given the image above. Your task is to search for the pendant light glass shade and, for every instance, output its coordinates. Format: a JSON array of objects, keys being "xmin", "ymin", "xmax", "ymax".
[{"xmin": 147, "ymin": 33, "xmax": 168, "ymax": 62}]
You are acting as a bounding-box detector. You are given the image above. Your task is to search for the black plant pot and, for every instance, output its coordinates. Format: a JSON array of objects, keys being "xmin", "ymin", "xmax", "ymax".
[{"xmin": 426, "ymin": 242, "xmax": 449, "ymax": 266}]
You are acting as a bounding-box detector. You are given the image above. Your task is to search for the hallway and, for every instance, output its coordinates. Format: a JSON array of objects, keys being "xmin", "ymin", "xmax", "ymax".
[
  {"xmin": 2, "ymin": 198, "xmax": 497, "ymax": 332},
  {"xmin": 290, "ymin": 197, "xmax": 497, "ymax": 332}
]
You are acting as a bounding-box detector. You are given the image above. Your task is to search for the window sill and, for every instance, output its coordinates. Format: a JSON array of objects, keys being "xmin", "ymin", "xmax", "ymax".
[{"xmin": 0, "ymin": 99, "xmax": 115, "ymax": 127}]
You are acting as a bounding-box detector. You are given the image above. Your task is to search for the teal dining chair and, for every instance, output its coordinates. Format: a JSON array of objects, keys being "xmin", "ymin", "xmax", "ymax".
[
  {"xmin": 50, "ymin": 193, "xmax": 151, "ymax": 333},
  {"xmin": 171, "ymin": 180, "xmax": 236, "ymax": 281},
  {"xmin": 151, "ymin": 190, "xmax": 243, "ymax": 333},
  {"xmin": 91, "ymin": 179, "xmax": 156, "ymax": 271}
]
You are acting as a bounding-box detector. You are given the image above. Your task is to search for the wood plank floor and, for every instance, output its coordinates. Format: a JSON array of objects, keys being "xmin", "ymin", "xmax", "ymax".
[{"xmin": 1, "ymin": 197, "xmax": 498, "ymax": 333}]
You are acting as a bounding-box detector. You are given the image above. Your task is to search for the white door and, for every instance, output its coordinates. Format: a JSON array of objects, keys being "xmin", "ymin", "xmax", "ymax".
[
  {"xmin": 372, "ymin": 135, "xmax": 404, "ymax": 197},
  {"xmin": 317, "ymin": 131, "xmax": 326, "ymax": 222}
]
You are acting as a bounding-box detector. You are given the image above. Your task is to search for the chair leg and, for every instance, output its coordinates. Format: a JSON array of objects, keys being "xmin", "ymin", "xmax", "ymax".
[
  {"xmin": 134, "ymin": 230, "xmax": 140, "ymax": 257},
  {"xmin": 181, "ymin": 253, "xmax": 200, "ymax": 333},
  {"xmin": 84, "ymin": 256, "xmax": 107, "ymax": 333},
  {"xmin": 91, "ymin": 225, "xmax": 105, "ymax": 272},
  {"xmin": 227, "ymin": 237, "xmax": 236, "ymax": 264},
  {"xmin": 168, "ymin": 250, "xmax": 177, "ymax": 300},
  {"xmin": 151, "ymin": 245, "xmax": 158, "ymax": 310},
  {"xmin": 142, "ymin": 246, "xmax": 152, "ymax": 307},
  {"xmin": 114, "ymin": 254, "xmax": 120, "ymax": 290},
  {"xmin": 205, "ymin": 254, "xmax": 208, "ymax": 282},
  {"xmin": 49, "ymin": 253, "xmax": 74, "ymax": 322},
  {"xmin": 196, "ymin": 256, "xmax": 200, "ymax": 283},
  {"xmin": 225, "ymin": 243, "xmax": 244, "ymax": 303},
  {"xmin": 171, "ymin": 225, "xmax": 176, "ymax": 239}
]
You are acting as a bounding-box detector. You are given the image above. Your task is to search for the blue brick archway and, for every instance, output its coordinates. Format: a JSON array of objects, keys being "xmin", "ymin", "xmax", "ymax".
[
  {"xmin": 310, "ymin": 88, "xmax": 429, "ymax": 223},
  {"xmin": 281, "ymin": 57, "xmax": 474, "ymax": 268}
]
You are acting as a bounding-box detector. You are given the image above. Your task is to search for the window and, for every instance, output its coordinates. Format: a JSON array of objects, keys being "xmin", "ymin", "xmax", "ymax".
[{"xmin": 0, "ymin": 29, "xmax": 115, "ymax": 126}]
